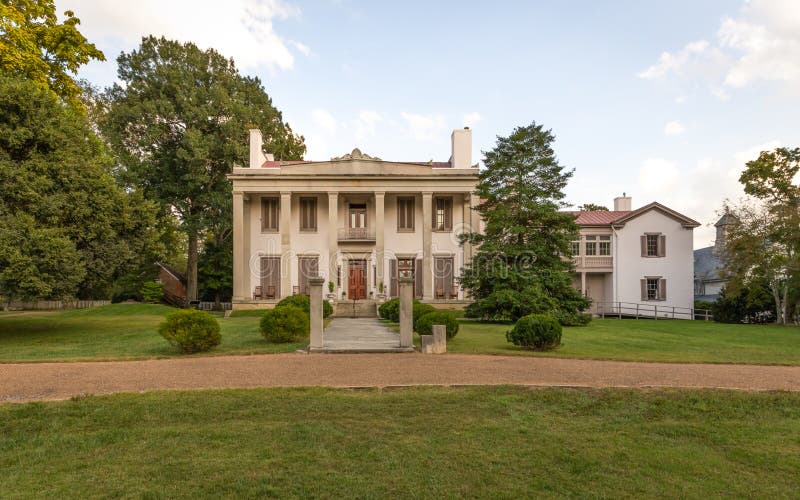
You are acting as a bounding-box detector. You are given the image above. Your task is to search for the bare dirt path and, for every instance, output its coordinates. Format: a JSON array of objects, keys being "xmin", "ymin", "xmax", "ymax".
[{"xmin": 2, "ymin": 353, "xmax": 799, "ymax": 403}]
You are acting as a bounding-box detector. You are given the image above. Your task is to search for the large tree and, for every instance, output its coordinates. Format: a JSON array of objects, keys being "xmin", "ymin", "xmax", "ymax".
[
  {"xmin": 0, "ymin": 76, "xmax": 165, "ymax": 300},
  {"xmin": 721, "ymin": 147, "xmax": 800, "ymax": 324},
  {"xmin": 0, "ymin": 0, "xmax": 104, "ymax": 107},
  {"xmin": 460, "ymin": 122, "xmax": 589, "ymax": 321},
  {"xmin": 102, "ymin": 36, "xmax": 305, "ymax": 301}
]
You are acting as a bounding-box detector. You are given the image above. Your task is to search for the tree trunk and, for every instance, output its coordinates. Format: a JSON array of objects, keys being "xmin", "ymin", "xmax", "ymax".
[
  {"xmin": 214, "ymin": 289, "xmax": 221, "ymax": 310},
  {"xmin": 770, "ymin": 282, "xmax": 783, "ymax": 325},
  {"xmin": 186, "ymin": 230, "xmax": 199, "ymax": 302}
]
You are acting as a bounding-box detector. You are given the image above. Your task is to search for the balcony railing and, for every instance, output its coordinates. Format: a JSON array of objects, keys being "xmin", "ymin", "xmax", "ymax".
[
  {"xmin": 572, "ymin": 256, "xmax": 613, "ymax": 269},
  {"xmin": 338, "ymin": 227, "xmax": 376, "ymax": 241}
]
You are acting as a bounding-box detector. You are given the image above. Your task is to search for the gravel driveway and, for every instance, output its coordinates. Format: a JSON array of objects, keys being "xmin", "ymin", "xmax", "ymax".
[{"xmin": 2, "ymin": 353, "xmax": 799, "ymax": 403}]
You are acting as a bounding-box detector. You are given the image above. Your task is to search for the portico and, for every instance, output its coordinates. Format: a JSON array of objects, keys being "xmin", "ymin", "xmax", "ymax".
[{"xmin": 229, "ymin": 128, "xmax": 480, "ymax": 310}]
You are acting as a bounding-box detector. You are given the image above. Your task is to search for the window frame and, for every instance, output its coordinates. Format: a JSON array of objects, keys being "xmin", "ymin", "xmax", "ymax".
[
  {"xmin": 299, "ymin": 197, "xmax": 318, "ymax": 232},
  {"xmin": 397, "ymin": 196, "xmax": 415, "ymax": 232},
  {"xmin": 261, "ymin": 197, "xmax": 280, "ymax": 233},
  {"xmin": 433, "ymin": 196, "xmax": 453, "ymax": 232}
]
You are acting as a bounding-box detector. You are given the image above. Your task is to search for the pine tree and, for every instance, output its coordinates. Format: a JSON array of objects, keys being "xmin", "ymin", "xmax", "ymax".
[{"xmin": 460, "ymin": 122, "xmax": 589, "ymax": 321}]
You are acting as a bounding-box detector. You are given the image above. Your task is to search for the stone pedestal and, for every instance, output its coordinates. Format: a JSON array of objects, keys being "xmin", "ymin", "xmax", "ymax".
[
  {"xmin": 420, "ymin": 325, "xmax": 446, "ymax": 354},
  {"xmin": 309, "ymin": 277, "xmax": 325, "ymax": 349},
  {"xmin": 398, "ymin": 276, "xmax": 414, "ymax": 348}
]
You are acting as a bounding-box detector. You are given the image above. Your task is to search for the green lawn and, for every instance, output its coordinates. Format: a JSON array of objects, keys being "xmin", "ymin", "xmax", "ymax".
[
  {"xmin": 1, "ymin": 386, "xmax": 798, "ymax": 497},
  {"xmin": 445, "ymin": 318, "xmax": 800, "ymax": 365},
  {"xmin": 0, "ymin": 304, "xmax": 301, "ymax": 362}
]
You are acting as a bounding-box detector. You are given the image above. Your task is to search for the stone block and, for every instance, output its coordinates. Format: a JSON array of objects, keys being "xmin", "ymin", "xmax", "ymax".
[
  {"xmin": 420, "ymin": 335, "xmax": 434, "ymax": 354},
  {"xmin": 432, "ymin": 324, "xmax": 446, "ymax": 354}
]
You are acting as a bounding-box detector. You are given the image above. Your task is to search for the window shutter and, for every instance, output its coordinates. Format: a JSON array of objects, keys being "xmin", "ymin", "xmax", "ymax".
[
  {"xmin": 415, "ymin": 259, "xmax": 423, "ymax": 298},
  {"xmin": 640, "ymin": 279, "xmax": 647, "ymax": 301},
  {"xmin": 432, "ymin": 199, "xmax": 437, "ymax": 228},
  {"xmin": 390, "ymin": 260, "xmax": 397, "ymax": 297},
  {"xmin": 445, "ymin": 199, "xmax": 452, "ymax": 230},
  {"xmin": 658, "ymin": 235, "xmax": 666, "ymax": 257},
  {"xmin": 659, "ymin": 278, "xmax": 667, "ymax": 300},
  {"xmin": 409, "ymin": 199, "xmax": 415, "ymax": 230},
  {"xmin": 640, "ymin": 235, "xmax": 646, "ymax": 257}
]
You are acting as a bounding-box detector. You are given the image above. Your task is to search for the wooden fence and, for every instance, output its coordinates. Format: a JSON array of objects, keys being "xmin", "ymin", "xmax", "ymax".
[{"xmin": 2, "ymin": 300, "xmax": 111, "ymax": 311}]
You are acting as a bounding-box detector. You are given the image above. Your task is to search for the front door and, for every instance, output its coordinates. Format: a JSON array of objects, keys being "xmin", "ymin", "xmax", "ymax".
[{"xmin": 348, "ymin": 259, "xmax": 367, "ymax": 300}]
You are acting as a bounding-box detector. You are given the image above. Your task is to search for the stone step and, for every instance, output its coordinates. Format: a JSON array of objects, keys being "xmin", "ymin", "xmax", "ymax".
[{"xmin": 332, "ymin": 301, "xmax": 378, "ymax": 318}]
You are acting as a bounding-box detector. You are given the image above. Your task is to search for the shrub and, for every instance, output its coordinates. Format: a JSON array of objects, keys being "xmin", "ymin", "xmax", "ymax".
[
  {"xmin": 413, "ymin": 302, "xmax": 436, "ymax": 330},
  {"xmin": 275, "ymin": 294, "xmax": 332, "ymax": 318},
  {"xmin": 555, "ymin": 311, "xmax": 592, "ymax": 327},
  {"xmin": 378, "ymin": 298, "xmax": 400, "ymax": 322},
  {"xmin": 140, "ymin": 281, "xmax": 164, "ymax": 303},
  {"xmin": 506, "ymin": 314, "xmax": 562, "ymax": 351},
  {"xmin": 260, "ymin": 305, "xmax": 309, "ymax": 343},
  {"xmin": 415, "ymin": 311, "xmax": 460, "ymax": 339},
  {"xmin": 158, "ymin": 309, "xmax": 221, "ymax": 353}
]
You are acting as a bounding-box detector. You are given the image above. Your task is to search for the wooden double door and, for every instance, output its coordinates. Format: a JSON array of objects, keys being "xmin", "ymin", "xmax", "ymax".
[{"xmin": 347, "ymin": 259, "xmax": 367, "ymax": 300}]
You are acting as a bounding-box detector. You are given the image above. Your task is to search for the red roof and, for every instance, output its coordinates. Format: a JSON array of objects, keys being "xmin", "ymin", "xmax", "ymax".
[{"xmin": 563, "ymin": 210, "xmax": 632, "ymax": 225}]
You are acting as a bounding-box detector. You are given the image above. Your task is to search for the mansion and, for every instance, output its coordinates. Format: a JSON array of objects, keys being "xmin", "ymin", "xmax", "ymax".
[{"xmin": 230, "ymin": 127, "xmax": 698, "ymax": 314}]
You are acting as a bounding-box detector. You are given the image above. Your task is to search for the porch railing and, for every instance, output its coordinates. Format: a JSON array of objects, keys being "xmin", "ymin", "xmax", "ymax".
[{"xmin": 338, "ymin": 227, "xmax": 376, "ymax": 241}]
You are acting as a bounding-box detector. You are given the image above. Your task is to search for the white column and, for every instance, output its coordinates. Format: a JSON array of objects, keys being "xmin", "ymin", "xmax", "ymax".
[
  {"xmin": 232, "ymin": 191, "xmax": 246, "ymax": 302},
  {"xmin": 280, "ymin": 191, "xmax": 292, "ymax": 298},
  {"xmin": 422, "ymin": 192, "xmax": 433, "ymax": 300},
  {"xmin": 328, "ymin": 192, "xmax": 338, "ymax": 292},
  {"xmin": 399, "ymin": 276, "xmax": 414, "ymax": 347},
  {"xmin": 374, "ymin": 191, "xmax": 385, "ymax": 293}
]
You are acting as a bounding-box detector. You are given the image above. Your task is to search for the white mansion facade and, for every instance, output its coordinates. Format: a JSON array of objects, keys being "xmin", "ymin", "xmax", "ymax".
[
  {"xmin": 230, "ymin": 128, "xmax": 480, "ymax": 309},
  {"xmin": 230, "ymin": 127, "xmax": 698, "ymax": 314}
]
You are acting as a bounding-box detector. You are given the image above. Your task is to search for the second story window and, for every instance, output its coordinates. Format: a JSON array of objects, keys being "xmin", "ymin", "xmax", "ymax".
[
  {"xmin": 642, "ymin": 233, "xmax": 665, "ymax": 257},
  {"xmin": 300, "ymin": 197, "xmax": 317, "ymax": 232},
  {"xmin": 434, "ymin": 196, "xmax": 452, "ymax": 231},
  {"xmin": 397, "ymin": 197, "xmax": 415, "ymax": 231},
  {"xmin": 570, "ymin": 241, "xmax": 580, "ymax": 255},
  {"xmin": 598, "ymin": 235, "xmax": 611, "ymax": 256},
  {"xmin": 585, "ymin": 235, "xmax": 597, "ymax": 255},
  {"xmin": 261, "ymin": 197, "xmax": 279, "ymax": 232}
]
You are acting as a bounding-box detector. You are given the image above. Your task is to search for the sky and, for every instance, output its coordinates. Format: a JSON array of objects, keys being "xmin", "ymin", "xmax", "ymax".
[{"xmin": 59, "ymin": 0, "xmax": 800, "ymax": 248}]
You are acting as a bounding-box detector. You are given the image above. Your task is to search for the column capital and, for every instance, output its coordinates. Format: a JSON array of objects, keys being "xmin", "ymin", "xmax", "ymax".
[
  {"xmin": 280, "ymin": 191, "xmax": 292, "ymax": 197},
  {"xmin": 422, "ymin": 191, "xmax": 433, "ymax": 197},
  {"xmin": 374, "ymin": 191, "xmax": 385, "ymax": 197}
]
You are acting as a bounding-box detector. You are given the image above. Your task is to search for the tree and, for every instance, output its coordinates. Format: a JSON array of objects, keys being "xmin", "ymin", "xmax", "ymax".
[
  {"xmin": 0, "ymin": 0, "xmax": 104, "ymax": 107},
  {"xmin": 0, "ymin": 76, "xmax": 165, "ymax": 300},
  {"xmin": 102, "ymin": 36, "xmax": 305, "ymax": 301},
  {"xmin": 460, "ymin": 122, "xmax": 590, "ymax": 321},
  {"xmin": 720, "ymin": 147, "xmax": 800, "ymax": 324},
  {"xmin": 577, "ymin": 203, "xmax": 608, "ymax": 211}
]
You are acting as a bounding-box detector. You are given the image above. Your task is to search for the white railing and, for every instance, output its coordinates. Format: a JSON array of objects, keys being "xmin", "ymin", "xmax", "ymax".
[
  {"xmin": 197, "ymin": 301, "xmax": 232, "ymax": 311},
  {"xmin": 573, "ymin": 256, "xmax": 613, "ymax": 268},
  {"xmin": 338, "ymin": 227, "xmax": 376, "ymax": 241},
  {"xmin": 593, "ymin": 301, "xmax": 713, "ymax": 321},
  {"xmin": 1, "ymin": 300, "xmax": 111, "ymax": 311}
]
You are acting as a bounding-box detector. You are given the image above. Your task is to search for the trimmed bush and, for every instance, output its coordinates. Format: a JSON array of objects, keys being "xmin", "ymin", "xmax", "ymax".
[
  {"xmin": 415, "ymin": 311, "xmax": 459, "ymax": 339},
  {"xmin": 158, "ymin": 309, "xmax": 221, "ymax": 353},
  {"xmin": 506, "ymin": 314, "xmax": 562, "ymax": 351},
  {"xmin": 378, "ymin": 298, "xmax": 400, "ymax": 322},
  {"xmin": 140, "ymin": 281, "xmax": 164, "ymax": 303},
  {"xmin": 412, "ymin": 302, "xmax": 436, "ymax": 330},
  {"xmin": 555, "ymin": 311, "xmax": 592, "ymax": 327},
  {"xmin": 275, "ymin": 294, "xmax": 333, "ymax": 318},
  {"xmin": 260, "ymin": 305, "xmax": 309, "ymax": 343}
]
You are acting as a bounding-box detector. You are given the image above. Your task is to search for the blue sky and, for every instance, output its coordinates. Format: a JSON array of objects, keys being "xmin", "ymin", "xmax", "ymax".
[{"xmin": 60, "ymin": 0, "xmax": 800, "ymax": 248}]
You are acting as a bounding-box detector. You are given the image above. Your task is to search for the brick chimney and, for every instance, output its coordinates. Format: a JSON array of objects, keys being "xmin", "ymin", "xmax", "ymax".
[
  {"xmin": 613, "ymin": 193, "xmax": 632, "ymax": 211},
  {"xmin": 450, "ymin": 127, "xmax": 473, "ymax": 168}
]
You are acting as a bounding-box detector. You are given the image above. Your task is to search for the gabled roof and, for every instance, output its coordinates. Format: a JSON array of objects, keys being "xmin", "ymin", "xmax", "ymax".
[
  {"xmin": 564, "ymin": 202, "xmax": 700, "ymax": 228},
  {"xmin": 694, "ymin": 246, "xmax": 722, "ymax": 281},
  {"xmin": 156, "ymin": 262, "xmax": 187, "ymax": 285}
]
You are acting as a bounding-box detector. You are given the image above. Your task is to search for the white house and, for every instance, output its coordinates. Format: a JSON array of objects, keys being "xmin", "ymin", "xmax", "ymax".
[
  {"xmin": 229, "ymin": 128, "xmax": 480, "ymax": 310},
  {"xmin": 567, "ymin": 196, "xmax": 700, "ymax": 314}
]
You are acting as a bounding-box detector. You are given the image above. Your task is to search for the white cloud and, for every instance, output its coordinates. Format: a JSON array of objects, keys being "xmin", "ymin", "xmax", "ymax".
[
  {"xmin": 311, "ymin": 109, "xmax": 337, "ymax": 134},
  {"xmin": 58, "ymin": 0, "xmax": 301, "ymax": 72},
  {"xmin": 638, "ymin": 0, "xmax": 800, "ymax": 96},
  {"xmin": 400, "ymin": 112, "xmax": 447, "ymax": 141},
  {"xmin": 289, "ymin": 40, "xmax": 311, "ymax": 57},
  {"xmin": 463, "ymin": 112, "xmax": 482, "ymax": 128},
  {"xmin": 663, "ymin": 121, "xmax": 685, "ymax": 136},
  {"xmin": 354, "ymin": 110, "xmax": 383, "ymax": 140}
]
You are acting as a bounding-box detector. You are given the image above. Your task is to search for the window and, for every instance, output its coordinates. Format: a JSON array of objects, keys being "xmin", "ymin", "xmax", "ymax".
[
  {"xmin": 642, "ymin": 233, "xmax": 665, "ymax": 257},
  {"xmin": 397, "ymin": 197, "xmax": 415, "ymax": 231},
  {"xmin": 570, "ymin": 241, "xmax": 580, "ymax": 255},
  {"xmin": 261, "ymin": 197, "xmax": 279, "ymax": 232},
  {"xmin": 641, "ymin": 277, "xmax": 666, "ymax": 301},
  {"xmin": 598, "ymin": 235, "xmax": 611, "ymax": 256},
  {"xmin": 585, "ymin": 235, "xmax": 597, "ymax": 256},
  {"xmin": 434, "ymin": 197, "xmax": 453, "ymax": 231},
  {"xmin": 300, "ymin": 197, "xmax": 317, "ymax": 231}
]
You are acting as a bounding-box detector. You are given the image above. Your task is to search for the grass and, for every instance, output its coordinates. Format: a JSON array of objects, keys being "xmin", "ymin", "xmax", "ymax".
[
  {"xmin": 445, "ymin": 318, "xmax": 800, "ymax": 365},
  {"xmin": 0, "ymin": 304, "xmax": 303, "ymax": 362},
  {"xmin": 1, "ymin": 386, "xmax": 799, "ymax": 497}
]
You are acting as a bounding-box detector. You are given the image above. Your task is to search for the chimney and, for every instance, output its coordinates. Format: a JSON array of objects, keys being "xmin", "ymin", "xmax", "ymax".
[
  {"xmin": 249, "ymin": 129, "xmax": 271, "ymax": 168},
  {"xmin": 613, "ymin": 193, "xmax": 632, "ymax": 211},
  {"xmin": 450, "ymin": 127, "xmax": 473, "ymax": 168}
]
